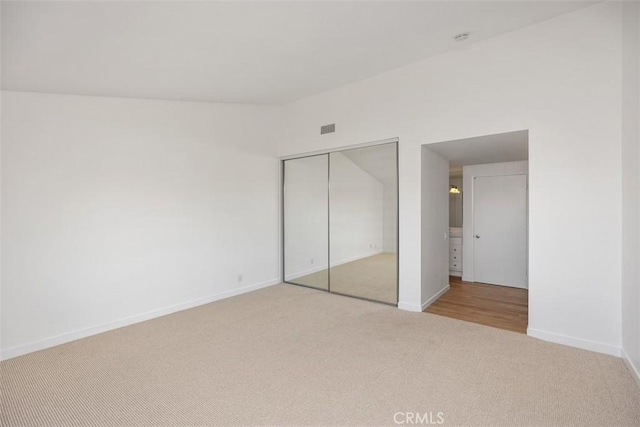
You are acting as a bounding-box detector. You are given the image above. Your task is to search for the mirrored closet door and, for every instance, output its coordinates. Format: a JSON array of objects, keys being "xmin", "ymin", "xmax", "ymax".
[
  {"xmin": 283, "ymin": 154, "xmax": 329, "ymax": 290},
  {"xmin": 329, "ymin": 144, "xmax": 398, "ymax": 303},
  {"xmin": 283, "ymin": 142, "xmax": 398, "ymax": 305}
]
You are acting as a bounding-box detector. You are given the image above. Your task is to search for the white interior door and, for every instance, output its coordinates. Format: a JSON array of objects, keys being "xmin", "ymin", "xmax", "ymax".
[{"xmin": 473, "ymin": 174, "xmax": 527, "ymax": 288}]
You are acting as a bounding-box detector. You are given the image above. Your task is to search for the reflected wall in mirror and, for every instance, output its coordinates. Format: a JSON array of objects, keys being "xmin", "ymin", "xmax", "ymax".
[
  {"xmin": 329, "ymin": 143, "xmax": 398, "ymax": 304},
  {"xmin": 283, "ymin": 155, "xmax": 329, "ymax": 290}
]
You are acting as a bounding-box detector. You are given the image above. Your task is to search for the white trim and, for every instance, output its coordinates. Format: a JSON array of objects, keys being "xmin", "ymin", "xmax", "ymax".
[
  {"xmin": 331, "ymin": 250, "xmax": 384, "ymax": 268},
  {"xmin": 285, "ymin": 264, "xmax": 329, "ymax": 281},
  {"xmin": 622, "ymin": 347, "xmax": 640, "ymax": 390},
  {"xmin": 397, "ymin": 301, "xmax": 423, "ymax": 312},
  {"xmin": 527, "ymin": 327, "xmax": 621, "ymax": 357},
  {"xmin": 0, "ymin": 278, "xmax": 280, "ymax": 361},
  {"xmin": 280, "ymin": 137, "xmax": 399, "ymax": 160},
  {"xmin": 285, "ymin": 250, "xmax": 383, "ymax": 281},
  {"xmin": 399, "ymin": 284, "xmax": 450, "ymax": 312},
  {"xmin": 422, "ymin": 284, "xmax": 450, "ymax": 310}
]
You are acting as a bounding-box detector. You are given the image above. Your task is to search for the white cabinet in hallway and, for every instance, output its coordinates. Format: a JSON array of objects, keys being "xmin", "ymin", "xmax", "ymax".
[{"xmin": 449, "ymin": 228, "xmax": 463, "ymax": 276}]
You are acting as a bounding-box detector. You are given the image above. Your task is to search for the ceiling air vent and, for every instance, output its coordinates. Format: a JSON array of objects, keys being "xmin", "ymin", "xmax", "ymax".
[{"xmin": 320, "ymin": 123, "xmax": 335, "ymax": 135}]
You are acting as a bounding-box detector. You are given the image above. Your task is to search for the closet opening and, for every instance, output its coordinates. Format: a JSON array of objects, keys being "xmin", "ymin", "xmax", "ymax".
[{"xmin": 281, "ymin": 140, "xmax": 399, "ymax": 305}]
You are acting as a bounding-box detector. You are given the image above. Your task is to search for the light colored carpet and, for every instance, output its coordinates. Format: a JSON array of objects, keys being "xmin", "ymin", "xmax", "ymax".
[
  {"xmin": 289, "ymin": 267, "xmax": 329, "ymax": 290},
  {"xmin": 1, "ymin": 284, "xmax": 639, "ymax": 426},
  {"xmin": 292, "ymin": 253, "xmax": 397, "ymax": 304}
]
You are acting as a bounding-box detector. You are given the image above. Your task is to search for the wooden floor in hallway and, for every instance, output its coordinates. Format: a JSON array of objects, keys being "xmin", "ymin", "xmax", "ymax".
[{"xmin": 424, "ymin": 276, "xmax": 528, "ymax": 334}]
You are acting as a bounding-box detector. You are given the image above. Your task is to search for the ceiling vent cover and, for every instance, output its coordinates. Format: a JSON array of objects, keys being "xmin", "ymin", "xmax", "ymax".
[{"xmin": 321, "ymin": 123, "xmax": 335, "ymax": 135}]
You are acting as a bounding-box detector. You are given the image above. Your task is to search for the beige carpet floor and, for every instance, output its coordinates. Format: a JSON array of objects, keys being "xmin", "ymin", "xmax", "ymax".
[
  {"xmin": 291, "ymin": 253, "xmax": 397, "ymax": 304},
  {"xmin": 1, "ymin": 284, "xmax": 639, "ymax": 426}
]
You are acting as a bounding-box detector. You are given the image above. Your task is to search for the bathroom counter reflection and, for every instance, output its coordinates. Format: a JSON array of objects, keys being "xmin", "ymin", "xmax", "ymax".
[{"xmin": 283, "ymin": 142, "xmax": 398, "ymax": 305}]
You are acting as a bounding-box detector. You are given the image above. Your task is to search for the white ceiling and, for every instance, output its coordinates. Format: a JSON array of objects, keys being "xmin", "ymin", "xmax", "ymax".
[
  {"xmin": 426, "ymin": 130, "xmax": 529, "ymax": 167},
  {"xmin": 342, "ymin": 143, "xmax": 397, "ymax": 188},
  {"xmin": 2, "ymin": 1, "xmax": 596, "ymax": 105}
]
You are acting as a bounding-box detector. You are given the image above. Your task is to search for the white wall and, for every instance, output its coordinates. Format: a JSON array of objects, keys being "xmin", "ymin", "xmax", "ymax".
[
  {"xmin": 329, "ymin": 152, "xmax": 383, "ymax": 265},
  {"xmin": 280, "ymin": 2, "xmax": 623, "ymax": 355},
  {"xmin": 420, "ymin": 147, "xmax": 450, "ymax": 310},
  {"xmin": 340, "ymin": 143, "xmax": 397, "ymax": 254},
  {"xmin": 1, "ymin": 91, "xmax": 281, "ymax": 358},
  {"xmin": 284, "ymin": 152, "xmax": 384, "ymax": 279},
  {"xmin": 2, "ymin": 2, "xmax": 633, "ymax": 362},
  {"xmin": 462, "ymin": 161, "xmax": 528, "ymax": 283},
  {"xmin": 621, "ymin": 0, "xmax": 640, "ymax": 384},
  {"xmin": 382, "ymin": 183, "xmax": 397, "ymax": 253}
]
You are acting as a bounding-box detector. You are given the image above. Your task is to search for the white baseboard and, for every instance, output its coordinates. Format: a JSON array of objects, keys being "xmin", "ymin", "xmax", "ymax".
[
  {"xmin": 422, "ymin": 284, "xmax": 450, "ymax": 310},
  {"xmin": 622, "ymin": 347, "xmax": 640, "ymax": 390},
  {"xmin": 398, "ymin": 284, "xmax": 450, "ymax": 313},
  {"xmin": 285, "ymin": 250, "xmax": 383, "ymax": 281},
  {"xmin": 0, "ymin": 278, "xmax": 280, "ymax": 361},
  {"xmin": 333, "ymin": 250, "xmax": 383, "ymax": 267},
  {"xmin": 527, "ymin": 327, "xmax": 621, "ymax": 357},
  {"xmin": 397, "ymin": 301, "xmax": 423, "ymax": 312},
  {"xmin": 285, "ymin": 264, "xmax": 328, "ymax": 281}
]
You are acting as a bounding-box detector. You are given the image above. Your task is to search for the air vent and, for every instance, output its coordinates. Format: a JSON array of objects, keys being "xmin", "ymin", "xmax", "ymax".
[{"xmin": 320, "ymin": 123, "xmax": 335, "ymax": 135}]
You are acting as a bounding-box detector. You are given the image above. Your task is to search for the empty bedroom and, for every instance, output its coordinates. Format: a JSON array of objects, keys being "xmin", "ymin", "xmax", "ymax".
[{"xmin": 1, "ymin": 1, "xmax": 639, "ymax": 426}]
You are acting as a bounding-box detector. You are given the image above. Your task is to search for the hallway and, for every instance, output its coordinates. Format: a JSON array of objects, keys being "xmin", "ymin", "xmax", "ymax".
[{"xmin": 425, "ymin": 277, "xmax": 528, "ymax": 334}]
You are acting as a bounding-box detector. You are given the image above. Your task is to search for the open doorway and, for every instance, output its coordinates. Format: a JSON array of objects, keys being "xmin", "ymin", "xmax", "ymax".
[{"xmin": 421, "ymin": 130, "xmax": 529, "ymax": 333}]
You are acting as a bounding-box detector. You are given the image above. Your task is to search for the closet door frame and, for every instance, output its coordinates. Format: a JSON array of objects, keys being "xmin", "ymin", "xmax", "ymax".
[{"xmin": 281, "ymin": 137, "xmax": 399, "ymax": 306}]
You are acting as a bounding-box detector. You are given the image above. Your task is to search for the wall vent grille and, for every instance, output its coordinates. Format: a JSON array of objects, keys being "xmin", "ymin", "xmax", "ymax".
[{"xmin": 320, "ymin": 123, "xmax": 335, "ymax": 135}]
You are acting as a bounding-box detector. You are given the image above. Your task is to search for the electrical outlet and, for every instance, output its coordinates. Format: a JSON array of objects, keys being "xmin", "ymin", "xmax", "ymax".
[
  {"xmin": 310, "ymin": 258, "xmax": 314, "ymax": 264},
  {"xmin": 369, "ymin": 244, "xmax": 373, "ymax": 249},
  {"xmin": 238, "ymin": 274, "xmax": 243, "ymax": 283}
]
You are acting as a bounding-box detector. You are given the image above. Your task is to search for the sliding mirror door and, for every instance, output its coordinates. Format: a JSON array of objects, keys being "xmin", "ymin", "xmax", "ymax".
[
  {"xmin": 329, "ymin": 143, "xmax": 398, "ymax": 304},
  {"xmin": 283, "ymin": 155, "xmax": 329, "ymax": 290}
]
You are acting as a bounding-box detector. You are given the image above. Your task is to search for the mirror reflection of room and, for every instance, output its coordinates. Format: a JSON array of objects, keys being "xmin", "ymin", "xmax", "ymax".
[
  {"xmin": 282, "ymin": 142, "xmax": 398, "ymax": 305},
  {"xmin": 329, "ymin": 144, "xmax": 398, "ymax": 304},
  {"xmin": 283, "ymin": 155, "xmax": 329, "ymax": 290}
]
